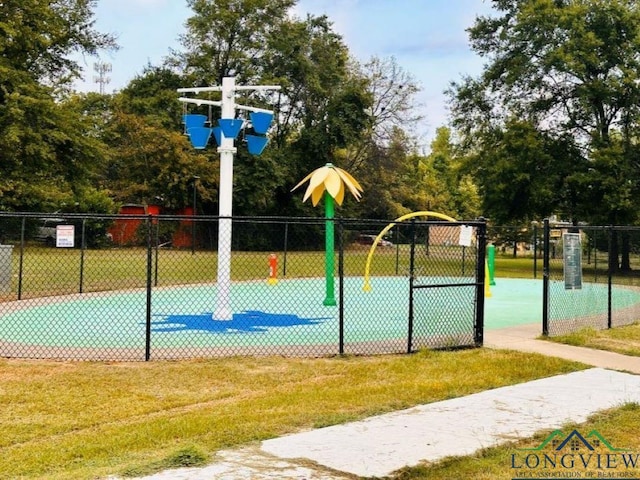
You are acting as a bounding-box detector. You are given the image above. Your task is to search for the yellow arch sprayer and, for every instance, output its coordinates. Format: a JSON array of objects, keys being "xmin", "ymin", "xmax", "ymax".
[{"xmin": 362, "ymin": 211, "xmax": 491, "ymax": 297}]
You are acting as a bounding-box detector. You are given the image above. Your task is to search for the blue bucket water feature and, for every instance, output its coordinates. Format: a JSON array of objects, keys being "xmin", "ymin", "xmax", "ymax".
[
  {"xmin": 218, "ymin": 118, "xmax": 244, "ymax": 139},
  {"xmin": 246, "ymin": 135, "xmax": 269, "ymax": 155},
  {"xmin": 183, "ymin": 114, "xmax": 208, "ymax": 129},
  {"xmin": 187, "ymin": 127, "xmax": 212, "ymax": 149},
  {"xmin": 249, "ymin": 112, "xmax": 274, "ymax": 135}
]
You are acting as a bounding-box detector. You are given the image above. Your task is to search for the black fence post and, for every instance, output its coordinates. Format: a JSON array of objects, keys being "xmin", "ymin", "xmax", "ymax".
[
  {"xmin": 338, "ymin": 218, "xmax": 344, "ymax": 355},
  {"xmin": 154, "ymin": 221, "xmax": 160, "ymax": 287},
  {"xmin": 394, "ymin": 226, "xmax": 400, "ymax": 275},
  {"xmin": 533, "ymin": 223, "xmax": 538, "ymax": 279},
  {"xmin": 474, "ymin": 219, "xmax": 487, "ymax": 346},
  {"xmin": 594, "ymin": 230, "xmax": 599, "ymax": 282},
  {"xmin": 407, "ymin": 218, "xmax": 416, "ymax": 354},
  {"xmin": 462, "ymin": 246, "xmax": 466, "ymax": 276},
  {"xmin": 608, "ymin": 226, "xmax": 613, "ymax": 329},
  {"xmin": 542, "ymin": 218, "xmax": 550, "ymax": 336},
  {"xmin": 79, "ymin": 218, "xmax": 86, "ymax": 294},
  {"xmin": 283, "ymin": 221, "xmax": 288, "ymax": 278},
  {"xmin": 18, "ymin": 216, "xmax": 25, "ymax": 300},
  {"xmin": 145, "ymin": 215, "xmax": 153, "ymax": 361}
]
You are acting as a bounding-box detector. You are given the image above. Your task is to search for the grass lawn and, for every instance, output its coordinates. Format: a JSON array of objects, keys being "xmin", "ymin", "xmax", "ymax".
[
  {"xmin": 3, "ymin": 253, "xmax": 640, "ymax": 479},
  {"xmin": 547, "ymin": 322, "xmax": 640, "ymax": 357},
  {"xmin": 8, "ymin": 246, "xmax": 539, "ymax": 299},
  {"xmin": 393, "ymin": 403, "xmax": 640, "ymax": 479},
  {"xmin": 0, "ymin": 350, "xmax": 585, "ymax": 479}
]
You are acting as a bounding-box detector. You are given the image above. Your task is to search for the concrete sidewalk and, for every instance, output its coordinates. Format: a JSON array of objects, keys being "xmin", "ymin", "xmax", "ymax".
[
  {"xmin": 484, "ymin": 323, "xmax": 640, "ymax": 374},
  {"xmin": 262, "ymin": 368, "xmax": 640, "ymax": 477},
  {"xmin": 115, "ymin": 326, "xmax": 640, "ymax": 480}
]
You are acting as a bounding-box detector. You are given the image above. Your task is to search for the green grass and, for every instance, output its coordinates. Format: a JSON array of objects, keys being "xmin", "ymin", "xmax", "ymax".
[
  {"xmin": 7, "ymin": 246, "xmax": 393, "ymax": 298},
  {"xmin": 0, "ymin": 350, "xmax": 585, "ymax": 479},
  {"xmin": 547, "ymin": 322, "xmax": 640, "ymax": 357},
  {"xmin": 10, "ymin": 245, "xmax": 640, "ymax": 299},
  {"xmin": 392, "ymin": 403, "xmax": 640, "ymax": 479},
  {"xmin": 7, "ymin": 245, "xmax": 535, "ymax": 299},
  {"xmin": 4, "ymin": 250, "xmax": 640, "ymax": 478}
]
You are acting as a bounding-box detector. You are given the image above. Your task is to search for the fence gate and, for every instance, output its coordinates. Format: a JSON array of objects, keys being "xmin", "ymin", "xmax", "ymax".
[{"xmin": 407, "ymin": 219, "xmax": 486, "ymax": 351}]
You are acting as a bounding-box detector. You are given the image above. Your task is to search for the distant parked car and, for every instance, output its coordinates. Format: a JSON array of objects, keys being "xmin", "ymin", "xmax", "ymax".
[
  {"xmin": 35, "ymin": 217, "xmax": 113, "ymax": 247},
  {"xmin": 355, "ymin": 234, "xmax": 393, "ymax": 247},
  {"xmin": 35, "ymin": 218, "xmax": 67, "ymax": 246}
]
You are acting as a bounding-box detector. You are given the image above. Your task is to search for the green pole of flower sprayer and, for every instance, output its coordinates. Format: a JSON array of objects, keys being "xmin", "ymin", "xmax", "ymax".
[{"xmin": 323, "ymin": 193, "xmax": 336, "ymax": 306}]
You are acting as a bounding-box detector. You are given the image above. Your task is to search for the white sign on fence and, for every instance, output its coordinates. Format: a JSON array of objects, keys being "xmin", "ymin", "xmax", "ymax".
[
  {"xmin": 563, "ymin": 232, "xmax": 582, "ymax": 290},
  {"xmin": 459, "ymin": 225, "xmax": 473, "ymax": 247},
  {"xmin": 56, "ymin": 225, "xmax": 75, "ymax": 248}
]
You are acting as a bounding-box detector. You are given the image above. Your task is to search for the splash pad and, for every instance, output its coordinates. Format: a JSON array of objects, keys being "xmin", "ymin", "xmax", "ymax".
[{"xmin": 1, "ymin": 277, "xmax": 638, "ymax": 356}]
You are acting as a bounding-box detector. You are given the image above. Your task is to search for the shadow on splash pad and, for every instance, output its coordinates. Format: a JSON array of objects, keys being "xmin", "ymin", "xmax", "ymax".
[{"xmin": 151, "ymin": 310, "xmax": 330, "ymax": 334}]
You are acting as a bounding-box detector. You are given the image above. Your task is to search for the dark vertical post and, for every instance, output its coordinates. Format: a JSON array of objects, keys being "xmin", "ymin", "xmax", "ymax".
[
  {"xmin": 338, "ymin": 219, "xmax": 344, "ymax": 355},
  {"xmin": 154, "ymin": 221, "xmax": 159, "ymax": 287},
  {"xmin": 18, "ymin": 216, "xmax": 25, "ymax": 300},
  {"xmin": 533, "ymin": 224, "xmax": 538, "ymax": 279},
  {"xmin": 594, "ymin": 230, "xmax": 599, "ymax": 282},
  {"xmin": 145, "ymin": 215, "xmax": 153, "ymax": 361},
  {"xmin": 283, "ymin": 221, "xmax": 288, "ymax": 277},
  {"xmin": 542, "ymin": 218, "xmax": 550, "ymax": 336},
  {"xmin": 191, "ymin": 176, "xmax": 199, "ymax": 255},
  {"xmin": 607, "ymin": 226, "xmax": 613, "ymax": 329},
  {"xmin": 407, "ymin": 219, "xmax": 416, "ymax": 354},
  {"xmin": 474, "ymin": 219, "xmax": 487, "ymax": 346},
  {"xmin": 395, "ymin": 226, "xmax": 400, "ymax": 275},
  {"xmin": 462, "ymin": 246, "xmax": 466, "ymax": 276},
  {"xmin": 425, "ymin": 224, "xmax": 430, "ymax": 256},
  {"xmin": 79, "ymin": 218, "xmax": 86, "ymax": 294}
]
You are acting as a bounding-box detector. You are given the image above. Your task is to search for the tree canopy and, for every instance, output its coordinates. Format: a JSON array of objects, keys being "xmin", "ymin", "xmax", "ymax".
[
  {"xmin": 0, "ymin": 0, "xmax": 117, "ymax": 212},
  {"xmin": 449, "ymin": 0, "xmax": 640, "ymax": 225},
  {"xmin": 0, "ymin": 0, "xmax": 461, "ymax": 225}
]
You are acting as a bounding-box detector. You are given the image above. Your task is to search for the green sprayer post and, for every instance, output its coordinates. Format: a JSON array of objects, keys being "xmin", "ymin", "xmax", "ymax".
[
  {"xmin": 323, "ymin": 193, "xmax": 336, "ymax": 306},
  {"xmin": 487, "ymin": 244, "xmax": 496, "ymax": 286}
]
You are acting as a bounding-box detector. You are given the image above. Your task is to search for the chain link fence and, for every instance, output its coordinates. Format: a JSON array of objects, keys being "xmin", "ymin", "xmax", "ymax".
[
  {"xmin": 0, "ymin": 213, "xmax": 486, "ymax": 360},
  {"xmin": 408, "ymin": 220, "xmax": 486, "ymax": 350},
  {"xmin": 6, "ymin": 212, "xmax": 640, "ymax": 355},
  {"xmin": 543, "ymin": 221, "xmax": 640, "ymax": 336},
  {"xmin": 488, "ymin": 224, "xmax": 543, "ymax": 279}
]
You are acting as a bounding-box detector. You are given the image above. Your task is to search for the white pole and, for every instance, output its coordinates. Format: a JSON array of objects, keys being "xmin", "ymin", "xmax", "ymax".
[
  {"xmin": 214, "ymin": 76, "xmax": 237, "ymax": 320},
  {"xmin": 178, "ymin": 77, "xmax": 280, "ymax": 321}
]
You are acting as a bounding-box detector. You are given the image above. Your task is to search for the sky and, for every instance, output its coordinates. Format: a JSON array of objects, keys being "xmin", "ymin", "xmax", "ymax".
[{"xmin": 74, "ymin": 0, "xmax": 496, "ymax": 146}]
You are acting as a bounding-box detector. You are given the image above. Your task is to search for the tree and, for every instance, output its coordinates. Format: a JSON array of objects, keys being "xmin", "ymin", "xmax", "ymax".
[
  {"xmin": 0, "ymin": 0, "xmax": 116, "ymax": 88},
  {"xmin": 0, "ymin": 84, "xmax": 115, "ymax": 212},
  {"xmin": 426, "ymin": 127, "xmax": 481, "ymax": 220},
  {"xmin": 171, "ymin": 3, "xmax": 372, "ymax": 217},
  {"xmin": 176, "ymin": 0, "xmax": 295, "ymax": 86},
  {"xmin": 460, "ymin": 119, "xmax": 585, "ymax": 224},
  {"xmin": 116, "ymin": 65, "xmax": 187, "ymax": 131},
  {"xmin": 449, "ymin": 0, "xmax": 640, "ymax": 226},
  {"xmin": 0, "ymin": 0, "xmax": 116, "ymax": 211},
  {"xmin": 344, "ymin": 56, "xmax": 423, "ymax": 173},
  {"xmin": 357, "ymin": 128, "xmax": 443, "ymax": 219},
  {"xmin": 261, "ymin": 13, "xmax": 353, "ymax": 149},
  {"xmin": 102, "ymin": 110, "xmax": 218, "ymax": 211}
]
